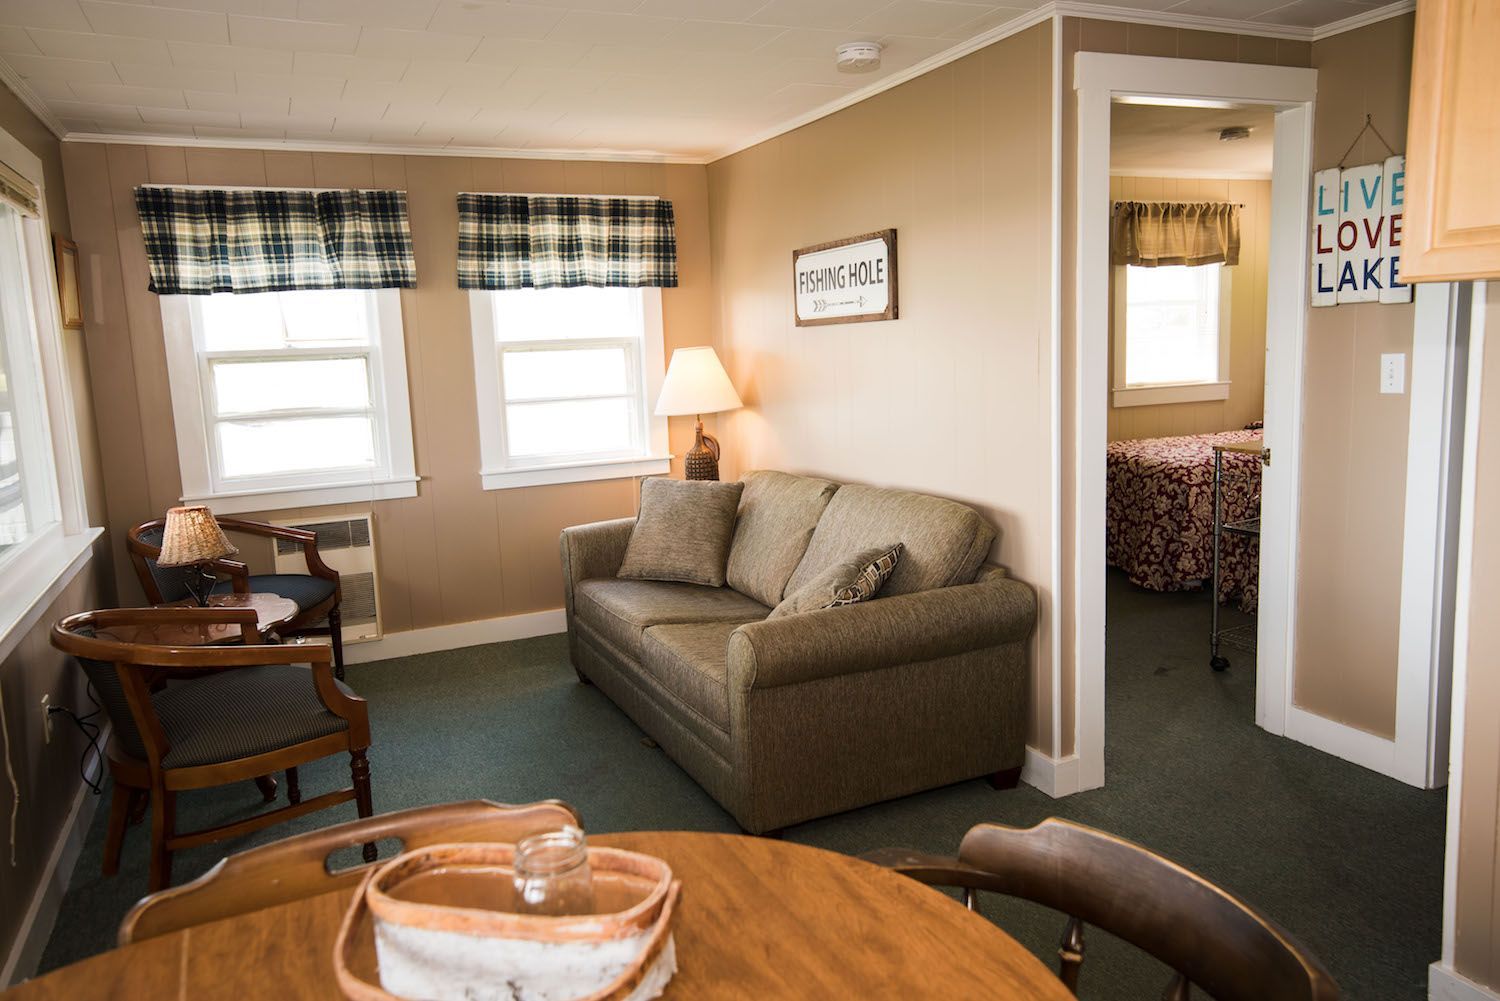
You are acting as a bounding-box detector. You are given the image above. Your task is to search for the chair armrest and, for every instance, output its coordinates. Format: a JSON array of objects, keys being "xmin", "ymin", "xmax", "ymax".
[
  {"xmin": 215, "ymin": 518, "xmax": 340, "ymax": 582},
  {"xmin": 728, "ymin": 575, "xmax": 1036, "ymax": 692},
  {"xmin": 860, "ymin": 848, "xmax": 991, "ymax": 888},
  {"xmin": 559, "ymin": 517, "xmax": 636, "ymax": 589}
]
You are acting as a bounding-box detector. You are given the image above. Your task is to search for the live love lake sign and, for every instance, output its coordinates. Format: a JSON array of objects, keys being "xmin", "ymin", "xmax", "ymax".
[
  {"xmin": 1311, "ymin": 156, "xmax": 1412, "ymax": 306},
  {"xmin": 793, "ymin": 229, "xmax": 898, "ymax": 326}
]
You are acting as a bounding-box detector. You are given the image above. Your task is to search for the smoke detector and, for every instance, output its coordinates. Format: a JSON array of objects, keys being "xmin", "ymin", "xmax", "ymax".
[
  {"xmin": 1219, "ymin": 126, "xmax": 1252, "ymax": 142},
  {"xmin": 835, "ymin": 41, "xmax": 883, "ymax": 73}
]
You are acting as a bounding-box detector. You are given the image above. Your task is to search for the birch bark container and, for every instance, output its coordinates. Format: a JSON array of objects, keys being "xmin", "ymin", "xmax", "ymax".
[{"xmin": 333, "ymin": 842, "xmax": 681, "ymax": 1001}]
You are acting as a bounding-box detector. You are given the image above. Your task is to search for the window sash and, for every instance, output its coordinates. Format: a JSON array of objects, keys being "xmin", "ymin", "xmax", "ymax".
[
  {"xmin": 1120, "ymin": 264, "xmax": 1225, "ymax": 389},
  {"xmin": 496, "ymin": 336, "xmax": 646, "ymax": 465}
]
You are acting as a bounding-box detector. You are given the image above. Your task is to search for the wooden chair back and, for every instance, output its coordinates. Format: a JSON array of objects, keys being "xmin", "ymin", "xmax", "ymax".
[
  {"xmin": 120, "ymin": 799, "xmax": 583, "ymax": 945},
  {"xmin": 878, "ymin": 818, "xmax": 1339, "ymax": 1001}
]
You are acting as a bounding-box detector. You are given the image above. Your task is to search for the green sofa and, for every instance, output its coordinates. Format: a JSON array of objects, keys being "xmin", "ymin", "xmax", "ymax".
[{"xmin": 559, "ymin": 470, "xmax": 1036, "ymax": 834}]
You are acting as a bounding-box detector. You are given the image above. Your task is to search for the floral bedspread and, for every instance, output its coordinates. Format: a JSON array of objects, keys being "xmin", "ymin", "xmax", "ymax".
[{"xmin": 1105, "ymin": 429, "xmax": 1261, "ymax": 612}]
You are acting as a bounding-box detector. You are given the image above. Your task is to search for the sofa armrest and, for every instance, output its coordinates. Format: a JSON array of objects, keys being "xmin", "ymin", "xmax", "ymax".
[
  {"xmin": 559, "ymin": 517, "xmax": 636, "ymax": 596},
  {"xmin": 728, "ymin": 574, "xmax": 1036, "ymax": 691}
]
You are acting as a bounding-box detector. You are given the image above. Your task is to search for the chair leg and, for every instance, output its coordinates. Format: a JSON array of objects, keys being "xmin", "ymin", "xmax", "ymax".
[
  {"xmin": 285, "ymin": 766, "xmax": 301, "ymax": 805},
  {"xmin": 102, "ymin": 782, "xmax": 131, "ymax": 877},
  {"xmin": 148, "ymin": 789, "xmax": 177, "ymax": 893},
  {"xmin": 329, "ymin": 605, "xmax": 346, "ymax": 682},
  {"xmin": 254, "ymin": 775, "xmax": 278, "ymax": 802},
  {"xmin": 350, "ymin": 749, "xmax": 376, "ymax": 862}
]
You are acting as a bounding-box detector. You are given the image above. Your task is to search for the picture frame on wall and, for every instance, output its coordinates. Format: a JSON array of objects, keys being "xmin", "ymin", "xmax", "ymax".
[
  {"xmin": 792, "ymin": 228, "xmax": 898, "ymax": 327},
  {"xmin": 52, "ymin": 234, "xmax": 83, "ymax": 330}
]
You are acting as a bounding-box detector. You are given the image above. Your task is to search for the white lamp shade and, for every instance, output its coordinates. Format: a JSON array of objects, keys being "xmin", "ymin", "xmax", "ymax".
[{"xmin": 654, "ymin": 346, "xmax": 743, "ymax": 417}]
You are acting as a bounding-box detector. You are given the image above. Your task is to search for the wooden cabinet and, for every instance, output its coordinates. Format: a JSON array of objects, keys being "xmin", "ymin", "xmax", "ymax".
[{"xmin": 1400, "ymin": 0, "xmax": 1500, "ymax": 282}]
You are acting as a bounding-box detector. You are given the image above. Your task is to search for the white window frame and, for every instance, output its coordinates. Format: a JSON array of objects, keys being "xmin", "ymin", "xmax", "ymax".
[
  {"xmin": 160, "ymin": 288, "xmax": 418, "ymax": 514},
  {"xmin": 468, "ymin": 287, "xmax": 670, "ymax": 490},
  {"xmin": 0, "ymin": 125, "xmax": 102, "ymax": 666},
  {"xmin": 1112, "ymin": 263, "xmax": 1233, "ymax": 408}
]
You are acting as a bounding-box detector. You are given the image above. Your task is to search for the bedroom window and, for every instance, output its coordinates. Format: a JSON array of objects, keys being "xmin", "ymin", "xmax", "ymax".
[
  {"xmin": 468, "ymin": 286, "xmax": 669, "ymax": 490},
  {"xmin": 159, "ymin": 289, "xmax": 419, "ymax": 514},
  {"xmin": 1113, "ymin": 263, "xmax": 1232, "ymax": 408}
]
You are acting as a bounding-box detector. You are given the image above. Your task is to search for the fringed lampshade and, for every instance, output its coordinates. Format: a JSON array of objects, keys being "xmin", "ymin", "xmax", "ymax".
[{"xmin": 157, "ymin": 506, "xmax": 238, "ymax": 567}]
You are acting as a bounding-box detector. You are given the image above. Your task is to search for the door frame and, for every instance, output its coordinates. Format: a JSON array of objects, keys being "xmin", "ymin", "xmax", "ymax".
[{"xmin": 1073, "ymin": 53, "xmax": 1317, "ymax": 790}]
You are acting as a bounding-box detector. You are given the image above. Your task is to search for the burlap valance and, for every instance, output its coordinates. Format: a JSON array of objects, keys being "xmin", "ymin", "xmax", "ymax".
[{"xmin": 1111, "ymin": 201, "xmax": 1240, "ymax": 268}]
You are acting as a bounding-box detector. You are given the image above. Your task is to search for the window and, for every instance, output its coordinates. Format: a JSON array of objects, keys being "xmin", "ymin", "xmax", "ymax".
[
  {"xmin": 1113, "ymin": 263, "xmax": 1232, "ymax": 408},
  {"xmin": 160, "ymin": 288, "xmax": 418, "ymax": 513},
  {"xmin": 469, "ymin": 286, "xmax": 669, "ymax": 489},
  {"xmin": 0, "ymin": 202, "xmax": 59, "ymax": 567}
]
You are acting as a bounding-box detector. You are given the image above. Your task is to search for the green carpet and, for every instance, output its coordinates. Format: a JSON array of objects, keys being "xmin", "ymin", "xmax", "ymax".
[{"xmin": 36, "ymin": 570, "xmax": 1445, "ymax": 999}]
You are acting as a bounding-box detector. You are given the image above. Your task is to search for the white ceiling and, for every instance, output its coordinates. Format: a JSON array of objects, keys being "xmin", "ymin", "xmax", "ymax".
[
  {"xmin": 1111, "ymin": 101, "xmax": 1276, "ymax": 178},
  {"xmin": 0, "ymin": 0, "xmax": 1407, "ymax": 162}
]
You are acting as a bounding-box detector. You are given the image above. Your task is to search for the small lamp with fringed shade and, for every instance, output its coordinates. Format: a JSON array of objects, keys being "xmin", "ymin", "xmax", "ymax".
[
  {"xmin": 654, "ymin": 347, "xmax": 743, "ymax": 480},
  {"xmin": 156, "ymin": 505, "xmax": 238, "ymax": 607}
]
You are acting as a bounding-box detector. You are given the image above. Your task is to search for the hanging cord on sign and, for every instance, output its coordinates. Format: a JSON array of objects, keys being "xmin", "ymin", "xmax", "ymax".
[{"xmin": 1337, "ymin": 114, "xmax": 1399, "ymax": 168}]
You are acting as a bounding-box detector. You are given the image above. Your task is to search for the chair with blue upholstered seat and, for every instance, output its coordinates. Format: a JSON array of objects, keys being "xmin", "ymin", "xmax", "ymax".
[
  {"xmin": 51, "ymin": 606, "xmax": 375, "ymax": 892},
  {"xmin": 128, "ymin": 516, "xmax": 346, "ymax": 680}
]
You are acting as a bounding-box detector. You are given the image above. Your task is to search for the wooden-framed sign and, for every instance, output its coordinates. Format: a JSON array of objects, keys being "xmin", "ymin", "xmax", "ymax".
[{"xmin": 792, "ymin": 228, "xmax": 898, "ymax": 326}]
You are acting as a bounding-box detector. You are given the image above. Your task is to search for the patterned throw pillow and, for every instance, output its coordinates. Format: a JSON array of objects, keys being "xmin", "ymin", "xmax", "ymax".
[{"xmin": 768, "ymin": 543, "xmax": 903, "ymax": 619}]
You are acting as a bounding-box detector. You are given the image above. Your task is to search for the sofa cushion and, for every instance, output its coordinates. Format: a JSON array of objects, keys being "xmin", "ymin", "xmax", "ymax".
[
  {"xmin": 573, "ymin": 578, "xmax": 769, "ymax": 660},
  {"xmin": 619, "ymin": 477, "xmax": 744, "ymax": 587},
  {"xmin": 785, "ymin": 484, "xmax": 995, "ymax": 597},
  {"xmin": 769, "ymin": 543, "xmax": 903, "ymax": 619},
  {"xmin": 725, "ymin": 470, "xmax": 840, "ymax": 607},
  {"xmin": 641, "ymin": 621, "xmax": 740, "ymax": 733}
]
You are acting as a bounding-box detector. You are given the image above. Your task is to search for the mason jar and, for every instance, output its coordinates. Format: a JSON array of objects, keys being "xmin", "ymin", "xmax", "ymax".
[{"xmin": 513, "ymin": 825, "xmax": 596, "ymax": 916}]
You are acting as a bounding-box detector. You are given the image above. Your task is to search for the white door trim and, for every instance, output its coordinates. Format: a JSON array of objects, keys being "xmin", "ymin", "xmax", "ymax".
[{"xmin": 1072, "ymin": 53, "xmax": 1317, "ymax": 791}]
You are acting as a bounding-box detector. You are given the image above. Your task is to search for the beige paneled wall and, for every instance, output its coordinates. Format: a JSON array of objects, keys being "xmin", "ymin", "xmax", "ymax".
[
  {"xmin": 0, "ymin": 90, "xmax": 112, "ymax": 972},
  {"xmin": 1107, "ymin": 175, "xmax": 1270, "ymax": 442},
  {"xmin": 708, "ymin": 23, "xmax": 1056, "ymax": 749},
  {"xmin": 1452, "ymin": 282, "xmax": 1500, "ymax": 989},
  {"xmin": 60, "ymin": 145, "xmax": 716, "ymax": 630},
  {"xmin": 1290, "ymin": 14, "xmax": 1417, "ymax": 738}
]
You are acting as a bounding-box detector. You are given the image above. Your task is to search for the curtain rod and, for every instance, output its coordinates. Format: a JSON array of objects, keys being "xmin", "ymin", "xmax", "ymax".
[
  {"xmin": 137, "ymin": 183, "xmax": 397, "ymax": 194},
  {"xmin": 458, "ymin": 192, "xmax": 662, "ymax": 199},
  {"xmin": 1113, "ymin": 198, "xmax": 1245, "ymax": 208}
]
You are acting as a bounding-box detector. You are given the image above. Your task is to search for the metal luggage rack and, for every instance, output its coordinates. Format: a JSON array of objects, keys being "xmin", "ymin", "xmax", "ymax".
[{"xmin": 1209, "ymin": 440, "xmax": 1264, "ymax": 672}]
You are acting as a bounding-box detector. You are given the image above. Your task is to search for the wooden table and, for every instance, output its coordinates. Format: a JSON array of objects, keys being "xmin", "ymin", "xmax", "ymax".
[
  {"xmin": 5, "ymin": 832, "xmax": 1071, "ymax": 1000},
  {"xmin": 95, "ymin": 593, "xmax": 300, "ymax": 646}
]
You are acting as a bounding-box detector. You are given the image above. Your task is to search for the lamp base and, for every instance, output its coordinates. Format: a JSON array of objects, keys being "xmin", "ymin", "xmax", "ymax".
[
  {"xmin": 684, "ymin": 420, "xmax": 721, "ymax": 481},
  {"xmin": 182, "ymin": 563, "xmax": 218, "ymax": 607}
]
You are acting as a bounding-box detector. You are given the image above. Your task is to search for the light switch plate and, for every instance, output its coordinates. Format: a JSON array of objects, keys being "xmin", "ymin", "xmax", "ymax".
[{"xmin": 1381, "ymin": 353, "xmax": 1405, "ymax": 394}]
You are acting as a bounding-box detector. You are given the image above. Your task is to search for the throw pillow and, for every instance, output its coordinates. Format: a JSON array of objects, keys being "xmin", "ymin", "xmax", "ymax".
[
  {"xmin": 618, "ymin": 477, "xmax": 745, "ymax": 587},
  {"xmin": 768, "ymin": 543, "xmax": 903, "ymax": 619}
]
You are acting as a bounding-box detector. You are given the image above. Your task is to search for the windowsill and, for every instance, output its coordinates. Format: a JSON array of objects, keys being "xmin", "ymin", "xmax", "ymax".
[
  {"xmin": 1112, "ymin": 381, "xmax": 1230, "ymax": 408},
  {"xmin": 480, "ymin": 454, "xmax": 672, "ymax": 491},
  {"xmin": 0, "ymin": 527, "xmax": 103, "ymax": 666},
  {"xmin": 180, "ymin": 476, "xmax": 420, "ymax": 515}
]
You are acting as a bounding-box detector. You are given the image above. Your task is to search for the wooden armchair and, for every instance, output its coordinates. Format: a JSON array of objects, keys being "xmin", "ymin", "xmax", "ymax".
[
  {"xmin": 864, "ymin": 817, "xmax": 1339, "ymax": 1001},
  {"xmin": 129, "ymin": 517, "xmax": 346, "ymax": 679},
  {"xmin": 120, "ymin": 799, "xmax": 583, "ymax": 944},
  {"xmin": 52, "ymin": 607, "xmax": 375, "ymax": 892}
]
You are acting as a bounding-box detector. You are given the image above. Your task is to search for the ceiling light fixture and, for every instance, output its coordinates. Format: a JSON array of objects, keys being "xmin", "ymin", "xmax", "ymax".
[
  {"xmin": 1115, "ymin": 95, "xmax": 1241, "ymax": 110},
  {"xmin": 835, "ymin": 41, "xmax": 883, "ymax": 73},
  {"xmin": 1219, "ymin": 126, "xmax": 1252, "ymax": 142}
]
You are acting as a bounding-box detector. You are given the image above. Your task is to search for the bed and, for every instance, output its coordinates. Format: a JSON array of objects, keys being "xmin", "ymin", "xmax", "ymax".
[{"xmin": 1106, "ymin": 428, "xmax": 1262, "ymax": 612}]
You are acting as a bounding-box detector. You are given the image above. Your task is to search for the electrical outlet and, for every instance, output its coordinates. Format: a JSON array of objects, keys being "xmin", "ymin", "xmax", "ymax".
[{"xmin": 40, "ymin": 694, "xmax": 51, "ymax": 744}]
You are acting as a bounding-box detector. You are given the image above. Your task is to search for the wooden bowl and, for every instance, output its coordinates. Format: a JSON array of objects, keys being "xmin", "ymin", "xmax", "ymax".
[{"xmin": 333, "ymin": 843, "xmax": 681, "ymax": 1001}]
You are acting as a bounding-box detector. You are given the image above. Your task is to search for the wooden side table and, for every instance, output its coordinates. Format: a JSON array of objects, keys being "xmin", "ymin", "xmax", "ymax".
[{"xmin": 95, "ymin": 594, "xmax": 300, "ymax": 647}]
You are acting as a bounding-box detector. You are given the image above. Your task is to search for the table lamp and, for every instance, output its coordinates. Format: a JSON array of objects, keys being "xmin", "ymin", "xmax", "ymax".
[
  {"xmin": 655, "ymin": 346, "xmax": 743, "ymax": 481},
  {"xmin": 157, "ymin": 505, "xmax": 238, "ymax": 606}
]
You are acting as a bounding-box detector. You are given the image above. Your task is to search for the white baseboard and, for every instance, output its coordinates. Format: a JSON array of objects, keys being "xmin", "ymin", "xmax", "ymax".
[
  {"xmin": 1021, "ymin": 746, "xmax": 1081, "ymax": 798},
  {"xmin": 1432, "ymin": 963, "xmax": 1500, "ymax": 1001},
  {"xmin": 1282, "ymin": 705, "xmax": 1425, "ymax": 787},
  {"xmin": 344, "ymin": 608, "xmax": 567, "ymax": 665},
  {"xmin": 0, "ymin": 739, "xmax": 105, "ymax": 988}
]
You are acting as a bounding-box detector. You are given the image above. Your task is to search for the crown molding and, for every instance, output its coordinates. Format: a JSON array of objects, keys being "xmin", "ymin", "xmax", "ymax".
[
  {"xmin": 5, "ymin": 0, "xmax": 1414, "ymax": 168},
  {"xmin": 0, "ymin": 59, "xmax": 65, "ymax": 140},
  {"xmin": 62, "ymin": 131, "xmax": 711, "ymax": 165},
  {"xmin": 1309, "ymin": 0, "xmax": 1414, "ymax": 41}
]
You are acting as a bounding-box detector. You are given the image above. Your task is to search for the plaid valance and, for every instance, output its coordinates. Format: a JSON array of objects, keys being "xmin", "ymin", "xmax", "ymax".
[
  {"xmin": 134, "ymin": 186, "xmax": 416, "ymax": 295},
  {"xmin": 457, "ymin": 194, "xmax": 677, "ymax": 290}
]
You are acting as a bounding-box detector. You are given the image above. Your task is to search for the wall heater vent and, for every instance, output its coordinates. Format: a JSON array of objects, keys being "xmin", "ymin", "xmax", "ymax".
[{"xmin": 272, "ymin": 513, "xmax": 382, "ymax": 643}]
